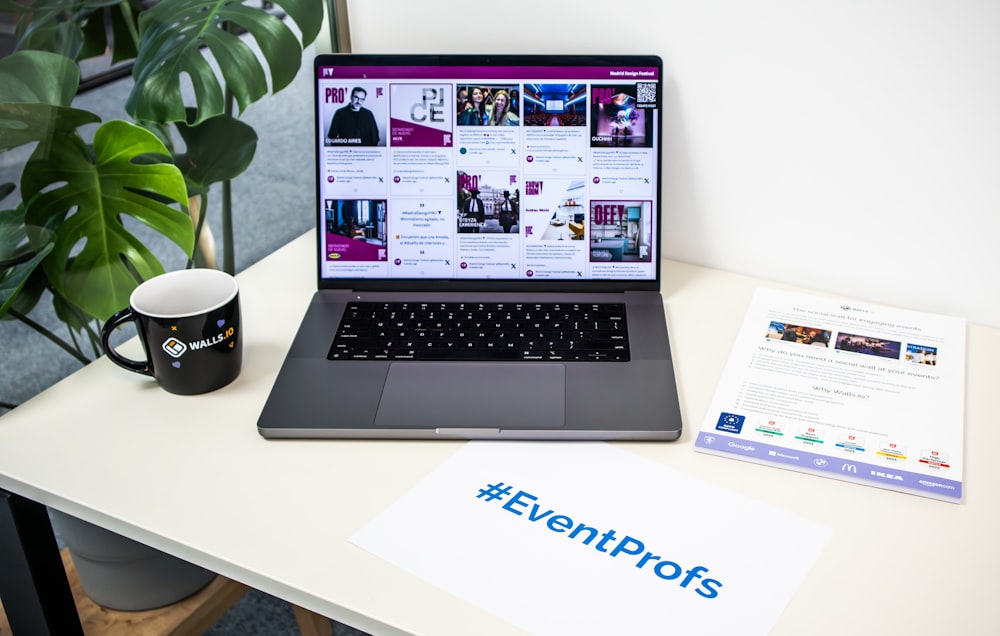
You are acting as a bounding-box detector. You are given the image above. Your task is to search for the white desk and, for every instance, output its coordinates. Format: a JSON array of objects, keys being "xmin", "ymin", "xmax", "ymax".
[{"xmin": 2, "ymin": 232, "xmax": 998, "ymax": 635}]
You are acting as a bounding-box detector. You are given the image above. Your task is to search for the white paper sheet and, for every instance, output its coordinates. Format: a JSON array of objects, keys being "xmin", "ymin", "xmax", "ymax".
[
  {"xmin": 695, "ymin": 287, "xmax": 966, "ymax": 502},
  {"xmin": 351, "ymin": 441, "xmax": 832, "ymax": 635}
]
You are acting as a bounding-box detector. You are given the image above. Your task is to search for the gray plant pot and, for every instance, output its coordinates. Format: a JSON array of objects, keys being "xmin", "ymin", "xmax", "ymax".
[{"xmin": 49, "ymin": 508, "xmax": 216, "ymax": 611}]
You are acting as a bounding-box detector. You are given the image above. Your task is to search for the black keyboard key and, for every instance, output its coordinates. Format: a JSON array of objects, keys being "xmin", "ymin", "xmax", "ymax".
[
  {"xmin": 328, "ymin": 302, "xmax": 629, "ymax": 362},
  {"xmin": 417, "ymin": 348, "xmax": 523, "ymax": 361}
]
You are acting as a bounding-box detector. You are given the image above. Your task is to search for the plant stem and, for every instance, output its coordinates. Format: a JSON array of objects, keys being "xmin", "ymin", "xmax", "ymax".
[
  {"xmin": 221, "ymin": 178, "xmax": 234, "ymax": 274},
  {"xmin": 59, "ymin": 300, "xmax": 103, "ymax": 360},
  {"xmin": 221, "ymin": 22, "xmax": 237, "ymax": 276},
  {"xmin": 80, "ymin": 317, "xmax": 103, "ymax": 359},
  {"xmin": 188, "ymin": 192, "xmax": 210, "ymax": 269},
  {"xmin": 326, "ymin": 0, "xmax": 340, "ymax": 52},
  {"xmin": 8, "ymin": 308, "xmax": 91, "ymax": 365},
  {"xmin": 118, "ymin": 0, "xmax": 141, "ymax": 51}
]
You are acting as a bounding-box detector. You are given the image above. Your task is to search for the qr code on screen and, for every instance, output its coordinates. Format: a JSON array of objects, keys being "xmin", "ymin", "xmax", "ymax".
[{"xmin": 636, "ymin": 82, "xmax": 657, "ymax": 107}]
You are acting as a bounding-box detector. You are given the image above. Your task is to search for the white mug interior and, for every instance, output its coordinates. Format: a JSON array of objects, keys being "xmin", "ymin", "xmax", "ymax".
[{"xmin": 130, "ymin": 269, "xmax": 238, "ymax": 318}]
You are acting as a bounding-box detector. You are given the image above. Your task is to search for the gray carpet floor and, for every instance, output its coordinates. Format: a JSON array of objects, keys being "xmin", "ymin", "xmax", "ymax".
[{"xmin": 2, "ymin": 44, "xmax": 371, "ymax": 635}]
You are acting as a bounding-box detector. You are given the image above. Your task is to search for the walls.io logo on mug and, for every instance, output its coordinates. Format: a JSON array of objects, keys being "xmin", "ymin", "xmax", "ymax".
[
  {"xmin": 160, "ymin": 320, "xmax": 236, "ymax": 360},
  {"xmin": 162, "ymin": 337, "xmax": 188, "ymax": 358}
]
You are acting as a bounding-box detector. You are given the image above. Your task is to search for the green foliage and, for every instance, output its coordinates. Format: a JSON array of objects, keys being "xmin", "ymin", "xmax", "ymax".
[
  {"xmin": 129, "ymin": 0, "xmax": 321, "ymax": 125},
  {"xmin": 172, "ymin": 110, "xmax": 258, "ymax": 195},
  {"xmin": 0, "ymin": 0, "xmax": 322, "ymax": 371},
  {"xmin": 0, "ymin": 194, "xmax": 53, "ymax": 319},
  {"xmin": 0, "ymin": 50, "xmax": 100, "ymax": 151},
  {"xmin": 1, "ymin": 0, "xmax": 133, "ymax": 61},
  {"xmin": 21, "ymin": 120, "xmax": 193, "ymax": 320}
]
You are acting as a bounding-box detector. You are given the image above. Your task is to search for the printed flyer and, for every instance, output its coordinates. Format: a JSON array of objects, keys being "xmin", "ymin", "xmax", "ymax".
[{"xmin": 695, "ymin": 287, "xmax": 966, "ymax": 503}]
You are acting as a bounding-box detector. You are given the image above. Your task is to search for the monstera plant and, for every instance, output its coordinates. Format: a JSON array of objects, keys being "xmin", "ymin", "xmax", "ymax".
[{"xmin": 0, "ymin": 0, "xmax": 324, "ymax": 405}]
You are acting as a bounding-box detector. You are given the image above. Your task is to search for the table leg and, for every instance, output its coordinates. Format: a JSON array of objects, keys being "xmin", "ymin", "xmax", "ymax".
[{"xmin": 0, "ymin": 490, "xmax": 83, "ymax": 635}]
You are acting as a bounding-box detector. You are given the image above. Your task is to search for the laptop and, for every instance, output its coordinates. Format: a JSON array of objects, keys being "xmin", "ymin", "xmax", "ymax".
[{"xmin": 256, "ymin": 53, "xmax": 683, "ymax": 440}]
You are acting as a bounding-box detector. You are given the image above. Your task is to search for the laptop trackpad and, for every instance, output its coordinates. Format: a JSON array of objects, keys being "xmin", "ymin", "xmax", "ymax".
[{"xmin": 374, "ymin": 362, "xmax": 565, "ymax": 429}]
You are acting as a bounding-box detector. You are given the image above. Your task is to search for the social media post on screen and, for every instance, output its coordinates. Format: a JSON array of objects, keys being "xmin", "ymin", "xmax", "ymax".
[
  {"xmin": 320, "ymin": 82, "xmax": 388, "ymax": 148},
  {"xmin": 522, "ymin": 126, "xmax": 590, "ymax": 175},
  {"xmin": 518, "ymin": 177, "xmax": 588, "ymax": 276},
  {"xmin": 389, "ymin": 147, "xmax": 455, "ymax": 197},
  {"xmin": 388, "ymin": 83, "xmax": 454, "ymax": 148},
  {"xmin": 454, "ymin": 170, "xmax": 521, "ymax": 277},
  {"xmin": 387, "ymin": 197, "xmax": 457, "ymax": 278},
  {"xmin": 589, "ymin": 149, "xmax": 655, "ymax": 199},
  {"xmin": 321, "ymin": 148, "xmax": 388, "ymax": 197},
  {"xmin": 589, "ymin": 82, "xmax": 656, "ymax": 149},
  {"xmin": 454, "ymin": 127, "xmax": 521, "ymax": 168},
  {"xmin": 321, "ymin": 198, "xmax": 389, "ymax": 277},
  {"xmin": 588, "ymin": 200, "xmax": 655, "ymax": 279},
  {"xmin": 518, "ymin": 82, "xmax": 590, "ymax": 174}
]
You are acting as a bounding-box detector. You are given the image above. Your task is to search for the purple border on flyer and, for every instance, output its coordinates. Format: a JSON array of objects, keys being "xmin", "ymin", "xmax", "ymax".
[{"xmin": 695, "ymin": 431, "xmax": 962, "ymax": 500}]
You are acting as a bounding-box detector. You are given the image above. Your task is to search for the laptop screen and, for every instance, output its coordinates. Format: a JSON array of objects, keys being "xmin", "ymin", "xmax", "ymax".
[{"xmin": 313, "ymin": 54, "xmax": 663, "ymax": 291}]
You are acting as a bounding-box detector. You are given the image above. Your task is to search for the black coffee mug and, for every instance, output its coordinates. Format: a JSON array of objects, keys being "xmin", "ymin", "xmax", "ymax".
[{"xmin": 101, "ymin": 269, "xmax": 242, "ymax": 395}]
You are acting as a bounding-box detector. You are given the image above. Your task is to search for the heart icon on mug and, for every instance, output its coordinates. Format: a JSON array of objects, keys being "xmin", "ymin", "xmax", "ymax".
[
  {"xmin": 217, "ymin": 319, "xmax": 226, "ymax": 328},
  {"xmin": 172, "ymin": 361, "xmax": 181, "ymax": 368}
]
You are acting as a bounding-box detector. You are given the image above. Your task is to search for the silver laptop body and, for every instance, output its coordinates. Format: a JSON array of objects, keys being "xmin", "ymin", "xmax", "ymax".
[{"xmin": 257, "ymin": 54, "xmax": 682, "ymax": 440}]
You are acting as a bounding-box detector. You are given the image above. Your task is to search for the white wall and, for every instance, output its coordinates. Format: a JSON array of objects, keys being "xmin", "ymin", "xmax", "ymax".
[{"xmin": 346, "ymin": 0, "xmax": 1000, "ymax": 328}]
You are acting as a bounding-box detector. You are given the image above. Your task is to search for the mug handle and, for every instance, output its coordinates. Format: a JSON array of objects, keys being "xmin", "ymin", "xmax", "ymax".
[{"xmin": 101, "ymin": 308, "xmax": 153, "ymax": 376}]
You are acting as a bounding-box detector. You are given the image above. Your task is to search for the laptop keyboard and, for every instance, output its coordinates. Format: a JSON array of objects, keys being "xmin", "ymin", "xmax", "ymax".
[{"xmin": 328, "ymin": 302, "xmax": 629, "ymax": 362}]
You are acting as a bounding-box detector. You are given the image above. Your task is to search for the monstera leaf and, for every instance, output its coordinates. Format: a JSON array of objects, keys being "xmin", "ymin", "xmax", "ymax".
[
  {"xmin": 0, "ymin": 0, "xmax": 129, "ymax": 61},
  {"xmin": 0, "ymin": 184, "xmax": 38, "ymax": 271},
  {"xmin": 127, "ymin": 0, "xmax": 322, "ymax": 125},
  {"xmin": 20, "ymin": 120, "xmax": 194, "ymax": 321},
  {"xmin": 78, "ymin": 0, "xmax": 141, "ymax": 64},
  {"xmin": 172, "ymin": 110, "xmax": 258, "ymax": 195},
  {"xmin": 0, "ymin": 189, "xmax": 54, "ymax": 319},
  {"xmin": 0, "ymin": 242, "xmax": 53, "ymax": 320},
  {"xmin": 0, "ymin": 50, "xmax": 100, "ymax": 151}
]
